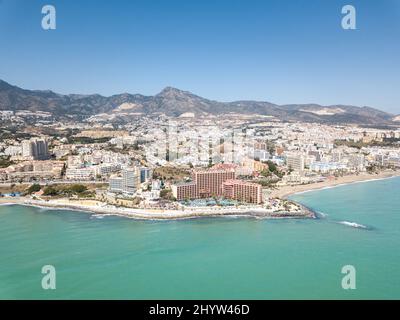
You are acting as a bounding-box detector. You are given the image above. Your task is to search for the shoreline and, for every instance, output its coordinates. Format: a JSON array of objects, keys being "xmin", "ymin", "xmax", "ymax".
[
  {"xmin": 0, "ymin": 197, "xmax": 315, "ymax": 221},
  {"xmin": 2, "ymin": 171, "xmax": 398, "ymax": 221},
  {"xmin": 269, "ymin": 170, "xmax": 400, "ymax": 199}
]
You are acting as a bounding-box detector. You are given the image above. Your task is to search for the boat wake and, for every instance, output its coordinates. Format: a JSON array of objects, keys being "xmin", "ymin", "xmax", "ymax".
[{"xmin": 337, "ymin": 220, "xmax": 369, "ymax": 230}]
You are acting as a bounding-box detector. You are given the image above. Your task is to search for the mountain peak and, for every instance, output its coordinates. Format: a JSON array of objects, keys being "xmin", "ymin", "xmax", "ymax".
[
  {"xmin": 157, "ymin": 86, "xmax": 190, "ymax": 97},
  {"xmin": 160, "ymin": 86, "xmax": 181, "ymax": 92}
]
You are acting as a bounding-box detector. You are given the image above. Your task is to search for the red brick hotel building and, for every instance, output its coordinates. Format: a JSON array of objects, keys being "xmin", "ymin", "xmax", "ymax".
[
  {"xmin": 222, "ymin": 179, "xmax": 263, "ymax": 204},
  {"xmin": 171, "ymin": 165, "xmax": 263, "ymax": 204}
]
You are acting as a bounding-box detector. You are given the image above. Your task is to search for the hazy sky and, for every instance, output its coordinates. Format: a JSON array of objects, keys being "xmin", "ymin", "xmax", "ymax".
[{"xmin": 0, "ymin": 0, "xmax": 399, "ymax": 113}]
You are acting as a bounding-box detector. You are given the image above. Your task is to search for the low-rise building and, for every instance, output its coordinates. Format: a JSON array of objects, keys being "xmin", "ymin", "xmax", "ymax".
[
  {"xmin": 65, "ymin": 167, "xmax": 95, "ymax": 180},
  {"xmin": 0, "ymin": 160, "xmax": 64, "ymax": 182}
]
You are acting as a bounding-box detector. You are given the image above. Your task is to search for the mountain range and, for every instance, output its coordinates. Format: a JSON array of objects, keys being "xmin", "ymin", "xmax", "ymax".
[{"xmin": 0, "ymin": 79, "xmax": 398, "ymax": 126}]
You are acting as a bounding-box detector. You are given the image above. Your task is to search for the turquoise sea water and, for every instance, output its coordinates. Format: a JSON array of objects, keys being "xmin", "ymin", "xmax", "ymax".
[{"xmin": 0, "ymin": 177, "xmax": 399, "ymax": 299}]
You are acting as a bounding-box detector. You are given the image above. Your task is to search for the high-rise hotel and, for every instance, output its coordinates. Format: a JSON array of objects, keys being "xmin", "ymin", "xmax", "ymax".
[
  {"xmin": 222, "ymin": 179, "xmax": 263, "ymax": 204},
  {"xmin": 109, "ymin": 168, "xmax": 138, "ymax": 195},
  {"xmin": 172, "ymin": 165, "xmax": 235, "ymax": 200},
  {"xmin": 21, "ymin": 138, "xmax": 49, "ymax": 160},
  {"xmin": 193, "ymin": 166, "xmax": 235, "ymax": 198},
  {"xmin": 171, "ymin": 164, "xmax": 263, "ymax": 204}
]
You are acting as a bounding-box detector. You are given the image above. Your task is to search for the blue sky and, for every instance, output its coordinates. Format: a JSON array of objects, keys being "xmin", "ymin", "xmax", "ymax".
[{"xmin": 0, "ymin": 0, "xmax": 399, "ymax": 113}]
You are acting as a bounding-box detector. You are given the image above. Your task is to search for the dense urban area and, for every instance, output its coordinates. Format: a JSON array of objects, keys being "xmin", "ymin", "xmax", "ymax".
[{"xmin": 1, "ymin": 108, "xmax": 399, "ymax": 219}]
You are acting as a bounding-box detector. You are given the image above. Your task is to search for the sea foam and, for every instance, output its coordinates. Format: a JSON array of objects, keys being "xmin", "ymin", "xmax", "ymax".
[{"xmin": 338, "ymin": 220, "xmax": 368, "ymax": 229}]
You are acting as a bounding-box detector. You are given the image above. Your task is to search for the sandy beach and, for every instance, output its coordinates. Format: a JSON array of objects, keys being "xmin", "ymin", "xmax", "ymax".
[
  {"xmin": 269, "ymin": 170, "xmax": 400, "ymax": 199},
  {"xmin": 0, "ymin": 197, "xmax": 21, "ymax": 205}
]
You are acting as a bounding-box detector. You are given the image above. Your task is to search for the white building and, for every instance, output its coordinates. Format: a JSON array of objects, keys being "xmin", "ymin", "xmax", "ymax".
[
  {"xmin": 95, "ymin": 163, "xmax": 121, "ymax": 176},
  {"xmin": 286, "ymin": 154, "xmax": 305, "ymax": 173},
  {"xmin": 109, "ymin": 177, "xmax": 124, "ymax": 193},
  {"xmin": 4, "ymin": 145, "xmax": 22, "ymax": 156},
  {"xmin": 65, "ymin": 167, "xmax": 95, "ymax": 180},
  {"xmin": 254, "ymin": 150, "xmax": 270, "ymax": 162},
  {"xmin": 109, "ymin": 168, "xmax": 138, "ymax": 195},
  {"xmin": 21, "ymin": 138, "xmax": 49, "ymax": 160}
]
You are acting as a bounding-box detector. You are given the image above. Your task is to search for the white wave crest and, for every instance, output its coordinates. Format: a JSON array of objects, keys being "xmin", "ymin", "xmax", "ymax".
[
  {"xmin": 316, "ymin": 211, "xmax": 328, "ymax": 218},
  {"xmin": 338, "ymin": 221, "xmax": 368, "ymax": 229}
]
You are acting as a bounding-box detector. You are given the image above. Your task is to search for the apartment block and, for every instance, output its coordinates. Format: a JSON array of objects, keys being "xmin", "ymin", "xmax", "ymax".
[
  {"xmin": 222, "ymin": 179, "xmax": 263, "ymax": 204},
  {"xmin": 0, "ymin": 160, "xmax": 64, "ymax": 182},
  {"xmin": 65, "ymin": 167, "xmax": 95, "ymax": 180},
  {"xmin": 171, "ymin": 181, "xmax": 198, "ymax": 201},
  {"xmin": 109, "ymin": 168, "xmax": 138, "ymax": 195},
  {"xmin": 286, "ymin": 154, "xmax": 305, "ymax": 173},
  {"xmin": 21, "ymin": 138, "xmax": 49, "ymax": 160}
]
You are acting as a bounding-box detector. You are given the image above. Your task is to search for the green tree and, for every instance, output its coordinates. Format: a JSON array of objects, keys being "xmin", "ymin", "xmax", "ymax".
[
  {"xmin": 0, "ymin": 155, "xmax": 15, "ymax": 168},
  {"xmin": 68, "ymin": 184, "xmax": 88, "ymax": 194},
  {"xmin": 27, "ymin": 184, "xmax": 41, "ymax": 194},
  {"xmin": 160, "ymin": 189, "xmax": 173, "ymax": 200},
  {"xmin": 43, "ymin": 186, "xmax": 58, "ymax": 196},
  {"xmin": 267, "ymin": 161, "xmax": 277, "ymax": 173},
  {"xmin": 260, "ymin": 169, "xmax": 270, "ymax": 177}
]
